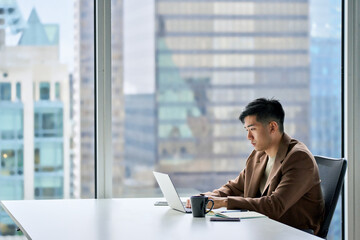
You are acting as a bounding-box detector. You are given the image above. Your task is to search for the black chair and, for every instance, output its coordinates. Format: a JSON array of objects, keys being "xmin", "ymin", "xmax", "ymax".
[{"xmin": 314, "ymin": 156, "xmax": 347, "ymax": 239}]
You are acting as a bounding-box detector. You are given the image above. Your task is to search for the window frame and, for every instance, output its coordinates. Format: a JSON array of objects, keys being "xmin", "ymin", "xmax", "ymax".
[
  {"xmin": 345, "ymin": 0, "xmax": 360, "ymax": 239},
  {"xmin": 94, "ymin": 0, "xmax": 113, "ymax": 199}
]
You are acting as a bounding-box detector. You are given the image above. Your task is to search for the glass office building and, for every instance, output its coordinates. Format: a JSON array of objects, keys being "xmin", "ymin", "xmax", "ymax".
[
  {"xmin": 0, "ymin": 2, "xmax": 70, "ymax": 235},
  {"xmin": 74, "ymin": 0, "xmax": 95, "ymax": 199},
  {"xmin": 154, "ymin": 1, "xmax": 311, "ymax": 190},
  {"xmin": 123, "ymin": 94, "xmax": 156, "ymax": 196}
]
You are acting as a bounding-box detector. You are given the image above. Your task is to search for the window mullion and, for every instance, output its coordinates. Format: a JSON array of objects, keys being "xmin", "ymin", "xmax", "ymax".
[{"xmin": 95, "ymin": 0, "xmax": 112, "ymax": 199}]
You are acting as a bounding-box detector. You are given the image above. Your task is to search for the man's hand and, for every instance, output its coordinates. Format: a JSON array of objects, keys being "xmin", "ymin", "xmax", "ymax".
[
  {"xmin": 186, "ymin": 199, "xmax": 191, "ymax": 208},
  {"xmin": 186, "ymin": 196, "xmax": 228, "ymax": 209},
  {"xmin": 208, "ymin": 196, "xmax": 228, "ymax": 209}
]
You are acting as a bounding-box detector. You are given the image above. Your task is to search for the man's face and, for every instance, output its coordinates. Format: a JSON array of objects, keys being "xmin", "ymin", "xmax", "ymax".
[{"xmin": 243, "ymin": 115, "xmax": 272, "ymax": 152}]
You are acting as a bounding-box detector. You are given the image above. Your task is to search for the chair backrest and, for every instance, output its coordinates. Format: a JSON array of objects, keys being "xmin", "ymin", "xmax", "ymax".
[{"xmin": 314, "ymin": 156, "xmax": 347, "ymax": 239}]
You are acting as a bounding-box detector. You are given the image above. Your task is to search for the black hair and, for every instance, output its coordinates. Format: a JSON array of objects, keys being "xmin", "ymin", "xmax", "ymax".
[{"xmin": 239, "ymin": 98, "xmax": 285, "ymax": 133}]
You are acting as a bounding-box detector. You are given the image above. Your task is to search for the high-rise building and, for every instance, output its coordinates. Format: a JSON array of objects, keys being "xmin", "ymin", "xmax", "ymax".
[
  {"xmin": 18, "ymin": 8, "xmax": 70, "ymax": 200},
  {"xmin": 111, "ymin": 0, "xmax": 125, "ymax": 197},
  {"xmin": 0, "ymin": 2, "xmax": 70, "ymax": 234},
  {"xmin": 123, "ymin": 93, "xmax": 156, "ymax": 196},
  {"xmin": 74, "ymin": 0, "xmax": 124, "ymax": 198},
  {"xmin": 73, "ymin": 0, "xmax": 94, "ymax": 199},
  {"xmin": 153, "ymin": 1, "xmax": 311, "ymax": 190}
]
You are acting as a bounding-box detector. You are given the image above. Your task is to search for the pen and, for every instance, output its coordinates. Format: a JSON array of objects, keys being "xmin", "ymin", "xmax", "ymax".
[{"xmin": 214, "ymin": 212, "xmax": 229, "ymax": 218}]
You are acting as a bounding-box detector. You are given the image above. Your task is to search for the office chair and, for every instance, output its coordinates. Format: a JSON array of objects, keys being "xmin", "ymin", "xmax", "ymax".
[{"xmin": 314, "ymin": 156, "xmax": 347, "ymax": 239}]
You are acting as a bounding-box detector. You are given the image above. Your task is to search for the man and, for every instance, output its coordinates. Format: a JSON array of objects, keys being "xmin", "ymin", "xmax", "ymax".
[{"xmin": 187, "ymin": 98, "xmax": 324, "ymax": 235}]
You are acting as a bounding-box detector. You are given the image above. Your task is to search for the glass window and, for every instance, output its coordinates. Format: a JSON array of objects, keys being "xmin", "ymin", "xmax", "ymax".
[
  {"xmin": 42, "ymin": 113, "xmax": 55, "ymax": 130},
  {"xmin": 39, "ymin": 82, "xmax": 50, "ymax": 100},
  {"xmin": 34, "ymin": 176, "xmax": 63, "ymax": 199},
  {"xmin": 55, "ymin": 82, "xmax": 60, "ymax": 100},
  {"xmin": 16, "ymin": 82, "xmax": 21, "ymax": 100},
  {"xmin": 0, "ymin": 107, "xmax": 23, "ymax": 140},
  {"xmin": 121, "ymin": 1, "xmax": 342, "ymax": 239},
  {"xmin": 0, "ymin": 83, "xmax": 11, "ymax": 101},
  {"xmin": 1, "ymin": 150, "xmax": 16, "ymax": 175},
  {"xmin": 34, "ymin": 143, "xmax": 63, "ymax": 172},
  {"xmin": 0, "ymin": 0, "xmax": 94, "ymax": 235},
  {"xmin": 34, "ymin": 107, "xmax": 63, "ymax": 137}
]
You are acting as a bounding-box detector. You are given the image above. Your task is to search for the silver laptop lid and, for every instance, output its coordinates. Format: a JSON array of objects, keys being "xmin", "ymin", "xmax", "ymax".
[{"xmin": 153, "ymin": 171, "xmax": 191, "ymax": 213}]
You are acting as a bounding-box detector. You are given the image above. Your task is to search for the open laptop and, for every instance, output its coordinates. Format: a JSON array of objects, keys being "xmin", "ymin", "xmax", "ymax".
[{"xmin": 153, "ymin": 171, "xmax": 192, "ymax": 213}]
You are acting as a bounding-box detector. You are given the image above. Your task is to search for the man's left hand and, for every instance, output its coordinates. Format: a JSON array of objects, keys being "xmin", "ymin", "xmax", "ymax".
[{"xmin": 207, "ymin": 196, "xmax": 228, "ymax": 209}]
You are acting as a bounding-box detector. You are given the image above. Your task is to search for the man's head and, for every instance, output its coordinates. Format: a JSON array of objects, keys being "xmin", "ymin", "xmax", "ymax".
[
  {"xmin": 239, "ymin": 98, "xmax": 285, "ymax": 133},
  {"xmin": 239, "ymin": 98, "xmax": 285, "ymax": 156}
]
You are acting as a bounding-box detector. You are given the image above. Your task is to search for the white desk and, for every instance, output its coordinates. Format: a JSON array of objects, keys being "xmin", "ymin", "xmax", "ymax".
[{"xmin": 1, "ymin": 198, "xmax": 322, "ymax": 240}]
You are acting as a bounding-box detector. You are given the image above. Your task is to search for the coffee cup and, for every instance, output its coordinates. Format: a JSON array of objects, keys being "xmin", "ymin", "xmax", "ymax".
[{"xmin": 190, "ymin": 195, "xmax": 214, "ymax": 217}]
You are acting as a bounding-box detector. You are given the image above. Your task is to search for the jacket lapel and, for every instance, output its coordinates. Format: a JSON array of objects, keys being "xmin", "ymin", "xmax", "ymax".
[
  {"xmin": 247, "ymin": 152, "xmax": 268, "ymax": 197},
  {"xmin": 261, "ymin": 133, "xmax": 291, "ymax": 196}
]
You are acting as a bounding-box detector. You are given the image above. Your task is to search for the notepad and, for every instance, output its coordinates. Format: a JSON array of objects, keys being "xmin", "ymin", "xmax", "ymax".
[{"xmin": 213, "ymin": 210, "xmax": 267, "ymax": 219}]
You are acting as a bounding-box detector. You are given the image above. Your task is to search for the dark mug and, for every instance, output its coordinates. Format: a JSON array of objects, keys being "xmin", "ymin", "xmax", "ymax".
[{"xmin": 190, "ymin": 195, "xmax": 214, "ymax": 217}]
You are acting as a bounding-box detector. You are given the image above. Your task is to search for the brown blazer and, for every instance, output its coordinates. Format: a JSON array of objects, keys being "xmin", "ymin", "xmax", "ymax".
[{"xmin": 208, "ymin": 133, "xmax": 324, "ymax": 235}]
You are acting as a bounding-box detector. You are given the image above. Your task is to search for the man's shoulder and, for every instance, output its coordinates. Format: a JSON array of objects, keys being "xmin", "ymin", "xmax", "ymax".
[
  {"xmin": 288, "ymin": 138, "xmax": 312, "ymax": 155},
  {"xmin": 284, "ymin": 138, "xmax": 315, "ymax": 165}
]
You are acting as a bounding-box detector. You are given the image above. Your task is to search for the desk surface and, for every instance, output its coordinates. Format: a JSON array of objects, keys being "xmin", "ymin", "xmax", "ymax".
[{"xmin": 1, "ymin": 198, "xmax": 322, "ymax": 240}]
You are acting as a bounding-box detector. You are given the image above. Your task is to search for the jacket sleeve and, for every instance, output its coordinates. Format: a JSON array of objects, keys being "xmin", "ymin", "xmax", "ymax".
[
  {"xmin": 203, "ymin": 169, "xmax": 245, "ymax": 197},
  {"xmin": 227, "ymin": 151, "xmax": 319, "ymax": 220}
]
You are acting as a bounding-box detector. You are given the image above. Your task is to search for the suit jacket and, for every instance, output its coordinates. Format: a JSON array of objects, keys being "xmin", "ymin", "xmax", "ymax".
[{"xmin": 208, "ymin": 133, "xmax": 324, "ymax": 235}]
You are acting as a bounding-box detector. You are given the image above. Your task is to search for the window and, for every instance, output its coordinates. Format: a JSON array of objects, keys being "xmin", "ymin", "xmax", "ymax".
[
  {"xmin": 0, "ymin": 0, "xmax": 346, "ymax": 238},
  {"xmin": 0, "ymin": 0, "xmax": 95, "ymax": 236},
  {"xmin": 121, "ymin": 1, "xmax": 343, "ymax": 239},
  {"xmin": 39, "ymin": 82, "xmax": 50, "ymax": 100},
  {"xmin": 16, "ymin": 82, "xmax": 21, "ymax": 100},
  {"xmin": 0, "ymin": 107, "xmax": 23, "ymax": 140},
  {"xmin": 34, "ymin": 107, "xmax": 63, "ymax": 137},
  {"xmin": 0, "ymin": 83, "xmax": 11, "ymax": 101},
  {"xmin": 55, "ymin": 82, "xmax": 60, "ymax": 100}
]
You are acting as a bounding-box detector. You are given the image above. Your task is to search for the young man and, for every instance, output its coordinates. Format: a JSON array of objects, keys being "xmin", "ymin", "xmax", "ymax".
[{"xmin": 187, "ymin": 98, "xmax": 324, "ymax": 235}]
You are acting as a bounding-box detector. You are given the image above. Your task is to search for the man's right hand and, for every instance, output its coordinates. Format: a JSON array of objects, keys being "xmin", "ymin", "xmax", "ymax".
[{"xmin": 186, "ymin": 199, "xmax": 191, "ymax": 208}]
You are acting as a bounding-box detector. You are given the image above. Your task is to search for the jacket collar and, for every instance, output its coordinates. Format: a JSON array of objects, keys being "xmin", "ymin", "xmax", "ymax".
[
  {"xmin": 261, "ymin": 133, "xmax": 291, "ymax": 195},
  {"xmin": 247, "ymin": 152, "xmax": 268, "ymax": 197}
]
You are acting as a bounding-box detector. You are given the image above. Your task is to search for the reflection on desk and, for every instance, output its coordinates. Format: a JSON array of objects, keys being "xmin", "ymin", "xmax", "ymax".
[{"xmin": 1, "ymin": 198, "xmax": 322, "ymax": 240}]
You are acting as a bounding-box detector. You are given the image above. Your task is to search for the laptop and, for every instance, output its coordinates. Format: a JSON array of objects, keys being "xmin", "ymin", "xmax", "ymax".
[{"xmin": 153, "ymin": 171, "xmax": 192, "ymax": 213}]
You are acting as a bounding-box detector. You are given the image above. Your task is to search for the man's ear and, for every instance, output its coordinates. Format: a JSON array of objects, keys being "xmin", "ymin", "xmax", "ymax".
[{"xmin": 269, "ymin": 121, "xmax": 278, "ymax": 133}]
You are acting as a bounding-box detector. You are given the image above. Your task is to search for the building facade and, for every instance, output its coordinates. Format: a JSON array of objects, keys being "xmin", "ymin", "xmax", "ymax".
[
  {"xmin": 0, "ymin": 2, "xmax": 70, "ymax": 234},
  {"xmin": 123, "ymin": 93, "xmax": 156, "ymax": 196},
  {"xmin": 154, "ymin": 0, "xmax": 311, "ymax": 190}
]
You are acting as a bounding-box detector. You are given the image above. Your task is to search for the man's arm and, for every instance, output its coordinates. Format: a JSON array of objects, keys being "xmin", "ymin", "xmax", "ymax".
[
  {"xmin": 204, "ymin": 169, "xmax": 246, "ymax": 197},
  {"xmin": 186, "ymin": 169, "xmax": 246, "ymax": 209},
  {"xmin": 226, "ymin": 151, "xmax": 319, "ymax": 219}
]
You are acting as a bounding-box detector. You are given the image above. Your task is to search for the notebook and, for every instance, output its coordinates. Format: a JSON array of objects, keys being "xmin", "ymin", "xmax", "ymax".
[{"xmin": 153, "ymin": 171, "xmax": 192, "ymax": 213}]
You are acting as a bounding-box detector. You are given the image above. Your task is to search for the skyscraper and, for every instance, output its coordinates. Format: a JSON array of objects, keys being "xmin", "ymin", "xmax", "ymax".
[
  {"xmin": 154, "ymin": 1, "xmax": 311, "ymax": 190},
  {"xmin": 74, "ymin": 0, "xmax": 95, "ymax": 198},
  {"xmin": 123, "ymin": 93, "xmax": 156, "ymax": 196},
  {"xmin": 0, "ymin": 1, "xmax": 70, "ymax": 234}
]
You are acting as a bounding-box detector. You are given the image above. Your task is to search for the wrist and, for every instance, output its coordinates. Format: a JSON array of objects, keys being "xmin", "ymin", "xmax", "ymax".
[{"xmin": 224, "ymin": 197, "xmax": 228, "ymax": 208}]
